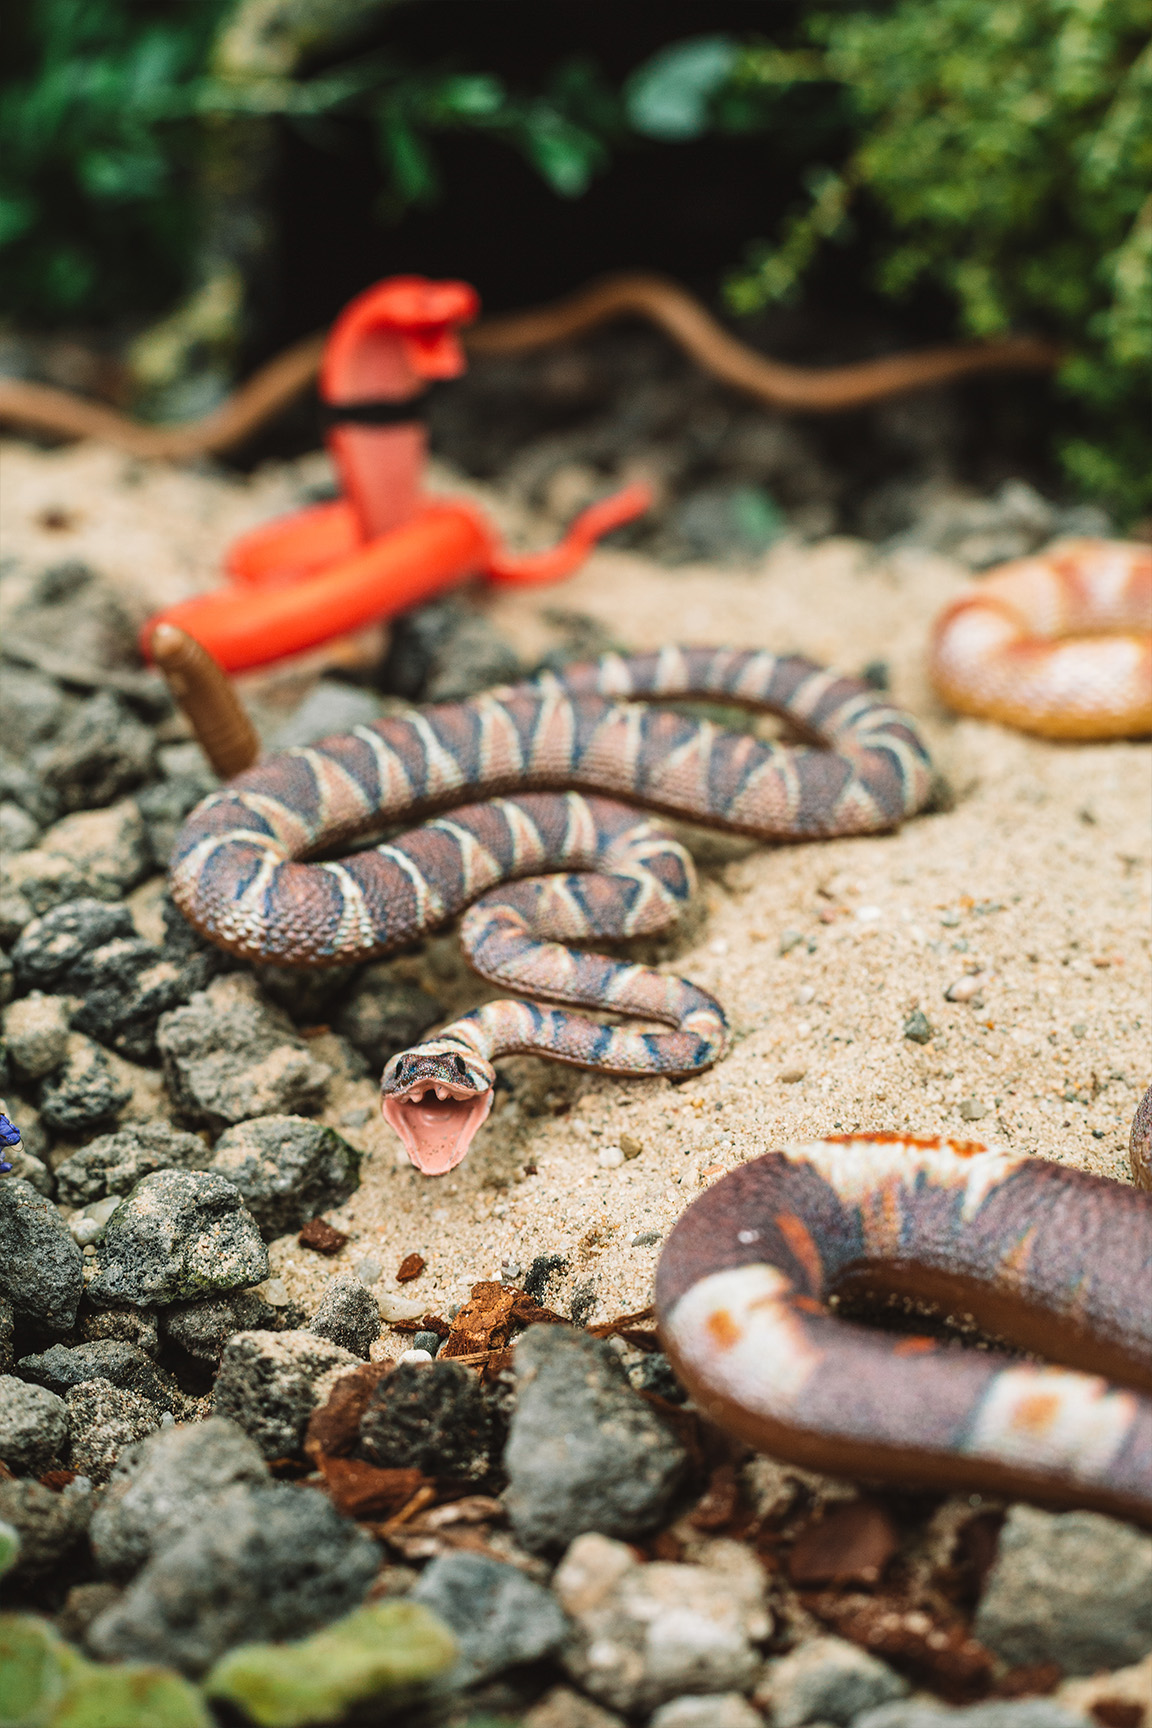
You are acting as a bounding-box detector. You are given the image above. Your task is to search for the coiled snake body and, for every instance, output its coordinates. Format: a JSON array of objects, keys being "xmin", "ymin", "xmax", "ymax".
[
  {"xmin": 657, "ymin": 1132, "xmax": 1152, "ymax": 1524},
  {"xmin": 171, "ymin": 646, "xmax": 933, "ymax": 1171}
]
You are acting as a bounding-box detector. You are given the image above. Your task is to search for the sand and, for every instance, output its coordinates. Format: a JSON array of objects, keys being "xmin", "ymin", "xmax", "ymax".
[{"xmin": 2, "ymin": 436, "xmax": 1149, "ymax": 1345}]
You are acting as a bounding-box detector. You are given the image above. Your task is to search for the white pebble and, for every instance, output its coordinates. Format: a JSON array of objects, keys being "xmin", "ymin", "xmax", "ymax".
[
  {"xmin": 598, "ymin": 1143, "xmax": 625, "ymax": 1169},
  {"xmin": 378, "ymin": 1291, "xmax": 428, "ymax": 1323},
  {"xmin": 709, "ymin": 937, "xmax": 729, "ymax": 955},
  {"xmin": 945, "ymin": 973, "xmax": 985, "ymax": 1002},
  {"xmin": 795, "ymin": 985, "xmax": 816, "ymax": 1006},
  {"xmin": 398, "ymin": 1348, "xmax": 433, "ymax": 1365},
  {"xmin": 856, "ymin": 905, "xmax": 882, "ymax": 922}
]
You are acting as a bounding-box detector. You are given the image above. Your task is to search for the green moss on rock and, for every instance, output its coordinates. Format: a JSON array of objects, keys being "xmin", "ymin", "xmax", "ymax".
[{"xmin": 203, "ymin": 1599, "xmax": 457, "ymax": 1727}]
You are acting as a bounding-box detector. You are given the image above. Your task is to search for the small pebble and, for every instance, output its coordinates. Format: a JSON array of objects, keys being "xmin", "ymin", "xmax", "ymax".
[
  {"xmin": 945, "ymin": 974, "xmax": 985, "ymax": 1002},
  {"xmin": 378, "ymin": 1291, "xmax": 429, "ymax": 1323},
  {"xmin": 598, "ymin": 1144, "xmax": 625, "ymax": 1169},
  {"xmin": 1072, "ymin": 1022, "xmax": 1087, "ymax": 1038},
  {"xmin": 959, "ymin": 1099, "xmax": 988, "ymax": 1121},
  {"xmin": 779, "ymin": 1067, "xmax": 807, "ymax": 1084},
  {"xmin": 856, "ymin": 905, "xmax": 882, "ymax": 923},
  {"xmin": 396, "ymin": 1252, "xmax": 425, "ymax": 1282},
  {"xmin": 939, "ymin": 910, "xmax": 962, "ymax": 927},
  {"xmin": 398, "ymin": 1348, "xmax": 434, "ymax": 1364},
  {"xmin": 779, "ymin": 930, "xmax": 804, "ymax": 955},
  {"xmin": 630, "ymin": 1230, "xmax": 662, "ymax": 1247},
  {"xmin": 618, "ymin": 1133, "xmax": 644, "ymax": 1159},
  {"xmin": 410, "ymin": 1331, "xmax": 441, "ymax": 1356},
  {"xmin": 795, "ymin": 985, "xmax": 816, "ymax": 1006},
  {"xmin": 501, "ymin": 1259, "xmax": 523, "ymax": 1282},
  {"xmin": 903, "ymin": 1009, "xmax": 933, "ymax": 1044}
]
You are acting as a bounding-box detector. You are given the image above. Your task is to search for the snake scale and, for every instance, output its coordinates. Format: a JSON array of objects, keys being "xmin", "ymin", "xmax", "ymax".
[{"xmin": 171, "ymin": 645, "xmax": 1151, "ymax": 1519}]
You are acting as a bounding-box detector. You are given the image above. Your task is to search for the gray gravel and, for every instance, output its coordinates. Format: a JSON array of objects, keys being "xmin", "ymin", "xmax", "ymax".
[
  {"xmin": 87, "ymin": 1478, "xmax": 379, "ymax": 1675},
  {"xmin": 308, "ymin": 1274, "xmax": 381, "ymax": 1359},
  {"xmin": 0, "ymin": 1475, "xmax": 92, "ymax": 1579},
  {"xmin": 760, "ymin": 1635, "xmax": 909, "ymax": 1726},
  {"xmin": 37, "ymin": 1032, "xmax": 132, "ymax": 1134},
  {"xmin": 0, "ymin": 1374, "xmax": 69, "ymax": 1474},
  {"xmin": 411, "ymin": 1549, "xmax": 570, "ymax": 1688},
  {"xmin": 89, "ymin": 1416, "xmax": 268, "ymax": 1579},
  {"xmin": 0, "ymin": 1174, "xmax": 83, "ymax": 1332},
  {"xmin": 85, "ymin": 1168, "xmax": 269, "ymax": 1308},
  {"xmin": 159, "ymin": 1288, "xmax": 297, "ymax": 1365},
  {"xmin": 504, "ymin": 1324, "xmax": 688, "ymax": 1553},
  {"xmin": 65, "ymin": 1378, "xmax": 163, "ymax": 1484},
  {"xmin": 207, "ymin": 1113, "xmax": 361, "ymax": 1238},
  {"xmin": 973, "ymin": 1505, "xmax": 1152, "ymax": 1674},
  {"xmin": 54, "ymin": 1122, "xmax": 211, "ymax": 1209},
  {"xmin": 211, "ymin": 1328, "xmax": 359, "ymax": 1458},
  {"xmin": 157, "ymin": 973, "xmax": 332, "ymax": 1130},
  {"xmin": 17, "ymin": 1339, "xmax": 175, "ymax": 1410},
  {"xmin": 856, "ymin": 1703, "xmax": 1089, "ymax": 1728}
]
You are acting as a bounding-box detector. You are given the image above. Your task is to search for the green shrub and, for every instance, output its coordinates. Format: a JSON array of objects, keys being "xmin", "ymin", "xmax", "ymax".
[
  {"xmin": 718, "ymin": 1, "xmax": 1152, "ymax": 515},
  {"xmin": 2, "ymin": 1, "xmax": 1147, "ymax": 510}
]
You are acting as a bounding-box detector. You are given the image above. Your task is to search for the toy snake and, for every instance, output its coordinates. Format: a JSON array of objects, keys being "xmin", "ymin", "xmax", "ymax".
[
  {"xmin": 170, "ymin": 646, "xmax": 934, "ymax": 1171},
  {"xmin": 656, "ymin": 1126, "xmax": 1152, "ymax": 1524},
  {"xmin": 930, "ymin": 539, "xmax": 1152, "ymax": 740},
  {"xmin": 0, "ymin": 272, "xmax": 1059, "ymax": 457}
]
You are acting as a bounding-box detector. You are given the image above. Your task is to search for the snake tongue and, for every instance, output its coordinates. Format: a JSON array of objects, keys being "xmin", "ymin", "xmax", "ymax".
[{"xmin": 381, "ymin": 1085, "xmax": 494, "ymax": 1175}]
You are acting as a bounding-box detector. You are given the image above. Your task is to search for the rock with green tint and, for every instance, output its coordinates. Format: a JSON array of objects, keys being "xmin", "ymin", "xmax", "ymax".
[
  {"xmin": 0, "ymin": 1520, "xmax": 19, "ymax": 1578},
  {"xmin": 203, "ymin": 1599, "xmax": 457, "ymax": 1727},
  {"xmin": 0, "ymin": 1614, "xmax": 85, "ymax": 1728},
  {"xmin": 52, "ymin": 1663, "xmax": 212, "ymax": 1728}
]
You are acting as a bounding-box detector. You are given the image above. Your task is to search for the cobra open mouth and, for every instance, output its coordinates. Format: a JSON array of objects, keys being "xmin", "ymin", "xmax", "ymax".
[{"xmin": 381, "ymin": 1078, "xmax": 494, "ymax": 1175}]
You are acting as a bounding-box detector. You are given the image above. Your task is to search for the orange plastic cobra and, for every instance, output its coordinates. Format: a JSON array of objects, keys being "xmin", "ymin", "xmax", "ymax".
[
  {"xmin": 140, "ymin": 276, "xmax": 651, "ymax": 673},
  {"xmin": 929, "ymin": 539, "xmax": 1152, "ymax": 740}
]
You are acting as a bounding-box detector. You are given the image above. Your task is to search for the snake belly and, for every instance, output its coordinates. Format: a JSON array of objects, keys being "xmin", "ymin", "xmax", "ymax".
[
  {"xmin": 170, "ymin": 647, "xmax": 933, "ymax": 1170},
  {"xmin": 656, "ymin": 1134, "xmax": 1152, "ymax": 1524}
]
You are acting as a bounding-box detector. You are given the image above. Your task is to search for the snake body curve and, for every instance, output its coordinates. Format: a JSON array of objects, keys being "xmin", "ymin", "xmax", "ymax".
[
  {"xmin": 170, "ymin": 647, "xmax": 933, "ymax": 1171},
  {"xmin": 656, "ymin": 1133, "xmax": 1152, "ymax": 1523},
  {"xmin": 930, "ymin": 539, "xmax": 1152, "ymax": 740}
]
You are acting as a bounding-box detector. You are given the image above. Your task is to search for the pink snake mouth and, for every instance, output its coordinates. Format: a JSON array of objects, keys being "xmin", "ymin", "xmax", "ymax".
[{"xmin": 381, "ymin": 1078, "xmax": 494, "ymax": 1175}]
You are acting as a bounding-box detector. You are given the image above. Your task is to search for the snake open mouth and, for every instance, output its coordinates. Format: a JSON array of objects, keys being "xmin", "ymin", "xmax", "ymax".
[{"xmin": 381, "ymin": 1072, "xmax": 494, "ymax": 1174}]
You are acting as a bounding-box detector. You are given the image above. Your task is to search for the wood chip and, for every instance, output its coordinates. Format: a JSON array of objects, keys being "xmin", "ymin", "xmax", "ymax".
[
  {"xmin": 317, "ymin": 1457, "xmax": 428, "ymax": 1520},
  {"xmin": 789, "ymin": 1497, "xmax": 899, "ymax": 1587},
  {"xmin": 809, "ymin": 1590, "xmax": 997, "ymax": 1701},
  {"xmin": 297, "ymin": 1217, "xmax": 349, "ymax": 1255},
  {"xmin": 396, "ymin": 1252, "xmax": 425, "ymax": 1282},
  {"xmin": 304, "ymin": 1361, "xmax": 390, "ymax": 1461}
]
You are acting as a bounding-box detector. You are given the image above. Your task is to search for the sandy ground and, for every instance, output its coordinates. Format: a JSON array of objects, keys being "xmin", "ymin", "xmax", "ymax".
[{"xmin": 2, "ymin": 438, "xmax": 1150, "ymax": 1344}]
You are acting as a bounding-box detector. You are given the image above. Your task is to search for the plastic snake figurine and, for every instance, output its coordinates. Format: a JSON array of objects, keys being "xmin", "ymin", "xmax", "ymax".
[
  {"xmin": 656, "ymin": 1122, "xmax": 1152, "ymax": 1524},
  {"xmin": 142, "ymin": 277, "xmax": 650, "ymax": 675},
  {"xmin": 930, "ymin": 539, "xmax": 1152, "ymax": 740},
  {"xmin": 169, "ymin": 647, "xmax": 934, "ymax": 1172}
]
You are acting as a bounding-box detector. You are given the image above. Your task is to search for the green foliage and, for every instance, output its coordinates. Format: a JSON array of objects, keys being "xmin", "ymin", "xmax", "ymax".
[
  {"xmin": 2, "ymin": 0, "xmax": 1147, "ymax": 507},
  {"xmin": 0, "ymin": 1, "xmax": 620, "ymax": 322},
  {"xmin": 720, "ymin": 0, "xmax": 1152, "ymax": 514}
]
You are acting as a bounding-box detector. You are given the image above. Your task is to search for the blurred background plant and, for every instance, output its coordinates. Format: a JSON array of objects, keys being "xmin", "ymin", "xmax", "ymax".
[{"xmin": 1, "ymin": 0, "xmax": 1148, "ymax": 511}]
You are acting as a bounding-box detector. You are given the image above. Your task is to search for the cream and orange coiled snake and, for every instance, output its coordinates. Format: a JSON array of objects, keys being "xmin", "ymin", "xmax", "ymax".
[{"xmin": 930, "ymin": 539, "xmax": 1152, "ymax": 740}]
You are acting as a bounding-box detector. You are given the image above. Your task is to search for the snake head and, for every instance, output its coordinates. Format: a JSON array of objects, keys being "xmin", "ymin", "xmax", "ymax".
[{"xmin": 380, "ymin": 1044, "xmax": 496, "ymax": 1175}]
